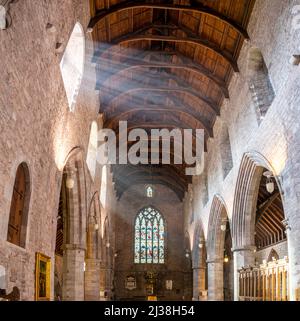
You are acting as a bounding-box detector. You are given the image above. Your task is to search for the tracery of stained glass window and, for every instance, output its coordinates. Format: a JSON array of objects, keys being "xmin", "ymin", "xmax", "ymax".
[{"xmin": 134, "ymin": 207, "xmax": 165, "ymax": 264}]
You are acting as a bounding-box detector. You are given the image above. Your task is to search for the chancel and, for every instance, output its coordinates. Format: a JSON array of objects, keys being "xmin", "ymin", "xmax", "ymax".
[{"xmin": 1, "ymin": 0, "xmax": 300, "ymax": 302}]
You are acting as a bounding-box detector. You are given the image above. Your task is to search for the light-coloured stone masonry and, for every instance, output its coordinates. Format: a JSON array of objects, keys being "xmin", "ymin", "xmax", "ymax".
[
  {"xmin": 1, "ymin": 0, "xmax": 300, "ymax": 302},
  {"xmin": 114, "ymin": 184, "xmax": 191, "ymax": 301},
  {"xmin": 0, "ymin": 1, "xmax": 117, "ymax": 300},
  {"xmin": 185, "ymin": 0, "xmax": 300, "ymax": 300}
]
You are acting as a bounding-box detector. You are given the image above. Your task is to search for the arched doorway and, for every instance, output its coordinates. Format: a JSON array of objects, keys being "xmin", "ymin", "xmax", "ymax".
[
  {"xmin": 207, "ymin": 196, "xmax": 233, "ymax": 301},
  {"xmin": 192, "ymin": 223, "xmax": 207, "ymax": 301},
  {"xmin": 232, "ymin": 152, "xmax": 288, "ymax": 301},
  {"xmin": 54, "ymin": 148, "xmax": 87, "ymax": 301}
]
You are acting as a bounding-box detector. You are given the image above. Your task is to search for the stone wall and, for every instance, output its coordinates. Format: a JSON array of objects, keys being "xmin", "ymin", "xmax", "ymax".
[
  {"xmin": 255, "ymin": 241, "xmax": 288, "ymax": 264},
  {"xmin": 0, "ymin": 0, "xmax": 117, "ymax": 300},
  {"xmin": 114, "ymin": 184, "xmax": 191, "ymax": 301},
  {"xmin": 185, "ymin": 0, "xmax": 300, "ymax": 300}
]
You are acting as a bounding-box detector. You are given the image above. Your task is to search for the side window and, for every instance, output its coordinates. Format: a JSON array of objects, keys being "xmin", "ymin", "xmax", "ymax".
[
  {"xmin": 248, "ymin": 48, "xmax": 275, "ymax": 122},
  {"xmin": 60, "ymin": 23, "xmax": 85, "ymax": 112},
  {"xmin": 7, "ymin": 163, "xmax": 31, "ymax": 248}
]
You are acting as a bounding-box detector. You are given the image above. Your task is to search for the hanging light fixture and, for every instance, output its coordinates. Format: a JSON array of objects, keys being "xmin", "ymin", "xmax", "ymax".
[
  {"xmin": 220, "ymin": 218, "xmax": 227, "ymax": 232},
  {"xmin": 146, "ymin": 165, "xmax": 155, "ymax": 198},
  {"xmin": 220, "ymin": 224, "xmax": 226, "ymax": 232},
  {"xmin": 224, "ymin": 254, "xmax": 229, "ymax": 263},
  {"xmin": 185, "ymin": 249, "xmax": 190, "ymax": 258},
  {"xmin": 263, "ymin": 171, "xmax": 275, "ymax": 194},
  {"xmin": 66, "ymin": 176, "xmax": 74, "ymax": 189}
]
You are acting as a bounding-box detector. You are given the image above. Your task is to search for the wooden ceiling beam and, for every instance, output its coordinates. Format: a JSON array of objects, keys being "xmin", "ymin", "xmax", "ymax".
[
  {"xmin": 108, "ymin": 34, "xmax": 238, "ymax": 72},
  {"xmin": 112, "ymin": 125, "xmax": 207, "ymax": 151},
  {"xmin": 96, "ymin": 61, "xmax": 229, "ymax": 98},
  {"xmin": 112, "ymin": 164, "xmax": 190, "ymax": 184},
  {"xmin": 256, "ymin": 192, "xmax": 280, "ymax": 224},
  {"xmin": 114, "ymin": 167, "xmax": 189, "ymax": 189},
  {"xmin": 104, "ymin": 108, "xmax": 213, "ymax": 137},
  {"xmin": 104, "ymin": 103, "xmax": 211, "ymax": 127},
  {"xmin": 114, "ymin": 176, "xmax": 186, "ymax": 200},
  {"xmin": 88, "ymin": 1, "xmax": 249, "ymax": 39},
  {"xmin": 101, "ymin": 86, "xmax": 220, "ymax": 116}
]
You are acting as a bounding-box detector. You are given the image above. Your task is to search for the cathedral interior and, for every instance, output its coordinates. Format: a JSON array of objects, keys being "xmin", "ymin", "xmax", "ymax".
[{"xmin": 1, "ymin": 0, "xmax": 300, "ymax": 302}]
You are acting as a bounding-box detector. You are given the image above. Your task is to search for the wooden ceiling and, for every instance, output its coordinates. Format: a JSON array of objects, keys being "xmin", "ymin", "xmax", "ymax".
[
  {"xmin": 255, "ymin": 171, "xmax": 286, "ymax": 250},
  {"xmin": 89, "ymin": 0, "xmax": 255, "ymax": 199}
]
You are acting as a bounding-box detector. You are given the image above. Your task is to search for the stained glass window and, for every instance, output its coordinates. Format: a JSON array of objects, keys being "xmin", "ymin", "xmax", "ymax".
[{"xmin": 134, "ymin": 207, "xmax": 165, "ymax": 264}]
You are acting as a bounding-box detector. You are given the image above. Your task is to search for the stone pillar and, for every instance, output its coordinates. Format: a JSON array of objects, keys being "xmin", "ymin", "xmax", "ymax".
[
  {"xmin": 285, "ymin": 223, "xmax": 298, "ymax": 301},
  {"xmin": 232, "ymin": 246, "xmax": 256, "ymax": 301},
  {"xmin": 207, "ymin": 258, "xmax": 224, "ymax": 301},
  {"xmin": 193, "ymin": 267, "xmax": 207, "ymax": 301},
  {"xmin": 62, "ymin": 245, "xmax": 85, "ymax": 301},
  {"xmin": 100, "ymin": 265, "xmax": 107, "ymax": 301},
  {"xmin": 84, "ymin": 258, "xmax": 101, "ymax": 301}
]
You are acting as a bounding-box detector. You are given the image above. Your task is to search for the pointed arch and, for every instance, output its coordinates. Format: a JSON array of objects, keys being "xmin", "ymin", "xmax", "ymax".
[
  {"xmin": 207, "ymin": 195, "xmax": 229, "ymax": 261},
  {"xmin": 56, "ymin": 147, "xmax": 87, "ymax": 301},
  {"xmin": 192, "ymin": 221, "xmax": 208, "ymax": 301},
  {"xmin": 232, "ymin": 152, "xmax": 284, "ymax": 250},
  {"xmin": 193, "ymin": 221, "xmax": 206, "ymax": 268},
  {"xmin": 7, "ymin": 162, "xmax": 31, "ymax": 248},
  {"xmin": 206, "ymin": 195, "xmax": 233, "ymax": 301},
  {"xmin": 85, "ymin": 192, "xmax": 102, "ymax": 301},
  {"xmin": 267, "ymin": 249, "xmax": 279, "ymax": 263}
]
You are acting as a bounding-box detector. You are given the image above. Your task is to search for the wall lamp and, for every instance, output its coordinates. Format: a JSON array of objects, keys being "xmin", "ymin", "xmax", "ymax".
[{"xmin": 263, "ymin": 171, "xmax": 275, "ymax": 194}]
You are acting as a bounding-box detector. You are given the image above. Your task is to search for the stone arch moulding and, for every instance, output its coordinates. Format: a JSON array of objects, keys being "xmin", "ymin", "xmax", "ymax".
[
  {"xmin": 60, "ymin": 22, "xmax": 85, "ymax": 112},
  {"xmin": 87, "ymin": 191, "xmax": 102, "ymax": 259},
  {"xmin": 192, "ymin": 220, "xmax": 206, "ymax": 268},
  {"xmin": 192, "ymin": 220, "xmax": 208, "ymax": 301},
  {"xmin": 85, "ymin": 191, "xmax": 102, "ymax": 301},
  {"xmin": 185, "ymin": 230, "xmax": 192, "ymax": 252},
  {"xmin": 232, "ymin": 151, "xmax": 285, "ymax": 250},
  {"xmin": 206, "ymin": 195, "xmax": 229, "ymax": 261},
  {"xmin": 102, "ymin": 215, "xmax": 110, "ymax": 242},
  {"xmin": 62, "ymin": 146, "xmax": 88, "ymax": 248},
  {"xmin": 57, "ymin": 146, "xmax": 88, "ymax": 301},
  {"xmin": 206, "ymin": 195, "xmax": 233, "ymax": 301}
]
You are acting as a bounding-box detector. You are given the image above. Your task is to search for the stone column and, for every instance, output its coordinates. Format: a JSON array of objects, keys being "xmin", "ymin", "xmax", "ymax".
[
  {"xmin": 99, "ymin": 264, "xmax": 107, "ymax": 301},
  {"xmin": 62, "ymin": 244, "xmax": 85, "ymax": 301},
  {"xmin": 84, "ymin": 258, "xmax": 101, "ymax": 301},
  {"xmin": 232, "ymin": 246, "xmax": 256, "ymax": 301},
  {"xmin": 207, "ymin": 257, "xmax": 224, "ymax": 301},
  {"xmin": 284, "ymin": 220, "xmax": 299, "ymax": 301},
  {"xmin": 193, "ymin": 267, "xmax": 207, "ymax": 301}
]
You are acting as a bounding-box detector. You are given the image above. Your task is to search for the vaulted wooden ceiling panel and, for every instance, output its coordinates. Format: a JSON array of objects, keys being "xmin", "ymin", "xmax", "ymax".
[{"xmin": 90, "ymin": 0, "xmax": 255, "ymax": 198}]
